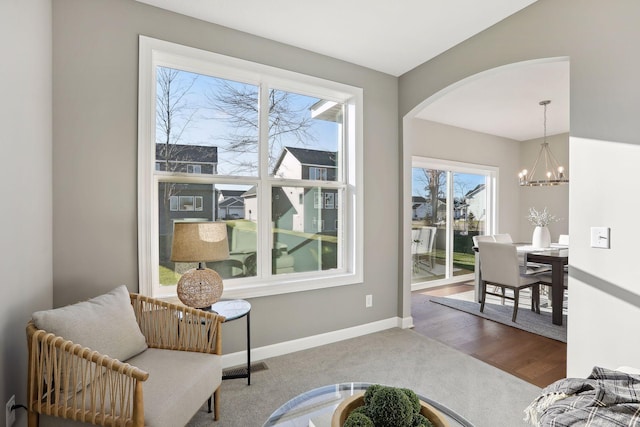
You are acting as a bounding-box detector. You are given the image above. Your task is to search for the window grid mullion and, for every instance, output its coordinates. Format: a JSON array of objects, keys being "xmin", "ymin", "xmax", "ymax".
[{"xmin": 258, "ymin": 84, "xmax": 272, "ymax": 279}]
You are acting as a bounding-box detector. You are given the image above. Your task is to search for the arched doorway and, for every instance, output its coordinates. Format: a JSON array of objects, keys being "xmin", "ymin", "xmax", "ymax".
[{"xmin": 401, "ymin": 58, "xmax": 570, "ymax": 386}]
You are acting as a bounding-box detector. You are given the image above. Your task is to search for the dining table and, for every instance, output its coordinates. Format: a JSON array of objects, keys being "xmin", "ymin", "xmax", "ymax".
[
  {"xmin": 525, "ymin": 248, "xmax": 568, "ymax": 326},
  {"xmin": 473, "ymin": 244, "xmax": 569, "ymax": 325}
]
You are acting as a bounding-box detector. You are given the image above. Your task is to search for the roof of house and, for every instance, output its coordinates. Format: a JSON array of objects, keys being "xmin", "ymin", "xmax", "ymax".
[
  {"xmin": 465, "ymin": 184, "xmax": 486, "ymax": 198},
  {"xmin": 219, "ymin": 197, "xmax": 244, "ymax": 208},
  {"xmin": 285, "ymin": 146, "xmax": 336, "ymax": 166},
  {"xmin": 242, "ymin": 186, "xmax": 257, "ymax": 198},
  {"xmin": 271, "ymin": 146, "xmax": 337, "ymax": 175},
  {"xmin": 219, "ymin": 190, "xmax": 245, "ymax": 198}
]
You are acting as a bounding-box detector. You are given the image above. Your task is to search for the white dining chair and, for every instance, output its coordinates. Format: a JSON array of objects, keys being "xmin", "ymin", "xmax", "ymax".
[
  {"xmin": 473, "ymin": 235, "xmax": 497, "ymax": 299},
  {"xmin": 558, "ymin": 234, "xmax": 569, "ymax": 245},
  {"xmin": 472, "ymin": 234, "xmax": 495, "ymax": 247},
  {"xmin": 477, "ymin": 241, "xmax": 543, "ymax": 322},
  {"xmin": 412, "ymin": 226, "xmax": 437, "ymax": 272},
  {"xmin": 493, "ymin": 233, "xmax": 513, "ymax": 243}
]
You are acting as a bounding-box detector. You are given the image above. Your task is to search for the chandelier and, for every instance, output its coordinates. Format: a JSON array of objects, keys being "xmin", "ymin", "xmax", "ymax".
[{"xmin": 518, "ymin": 100, "xmax": 568, "ymax": 186}]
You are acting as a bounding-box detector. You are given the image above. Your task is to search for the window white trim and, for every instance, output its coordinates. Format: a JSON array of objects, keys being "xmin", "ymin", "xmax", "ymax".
[{"xmin": 137, "ymin": 36, "xmax": 363, "ymax": 298}]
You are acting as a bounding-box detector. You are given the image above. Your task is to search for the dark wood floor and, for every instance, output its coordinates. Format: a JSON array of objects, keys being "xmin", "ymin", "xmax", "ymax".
[{"xmin": 411, "ymin": 282, "xmax": 566, "ymax": 388}]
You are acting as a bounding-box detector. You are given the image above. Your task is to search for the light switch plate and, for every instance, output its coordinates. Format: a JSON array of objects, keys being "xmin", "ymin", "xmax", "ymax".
[{"xmin": 590, "ymin": 227, "xmax": 610, "ymax": 249}]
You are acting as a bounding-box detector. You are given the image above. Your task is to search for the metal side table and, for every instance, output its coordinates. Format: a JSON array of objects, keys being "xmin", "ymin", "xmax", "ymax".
[{"xmin": 209, "ymin": 299, "xmax": 252, "ymax": 385}]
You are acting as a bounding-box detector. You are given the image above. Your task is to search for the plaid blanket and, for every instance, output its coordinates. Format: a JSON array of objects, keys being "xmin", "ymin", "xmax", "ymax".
[{"xmin": 524, "ymin": 367, "xmax": 640, "ymax": 426}]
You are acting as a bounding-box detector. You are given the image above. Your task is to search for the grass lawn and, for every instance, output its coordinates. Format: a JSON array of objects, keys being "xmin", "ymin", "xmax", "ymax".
[
  {"xmin": 432, "ymin": 249, "xmax": 475, "ymax": 269},
  {"xmin": 159, "ymin": 265, "xmax": 180, "ymax": 286},
  {"xmin": 453, "ymin": 251, "xmax": 475, "ymax": 269}
]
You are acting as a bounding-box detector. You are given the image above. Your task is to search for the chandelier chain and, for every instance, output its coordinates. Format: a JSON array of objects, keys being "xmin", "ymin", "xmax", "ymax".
[{"xmin": 543, "ymin": 102, "xmax": 547, "ymax": 143}]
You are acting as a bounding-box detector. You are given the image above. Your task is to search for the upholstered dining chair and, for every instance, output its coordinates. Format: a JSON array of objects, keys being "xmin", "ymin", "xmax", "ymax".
[
  {"xmin": 536, "ymin": 269, "xmax": 569, "ymax": 310},
  {"xmin": 492, "ymin": 233, "xmax": 513, "ymax": 243},
  {"xmin": 473, "ymin": 235, "xmax": 496, "ymax": 299},
  {"xmin": 412, "ymin": 226, "xmax": 437, "ymax": 272},
  {"xmin": 472, "ymin": 234, "xmax": 494, "ymax": 247},
  {"xmin": 477, "ymin": 241, "xmax": 544, "ymax": 322}
]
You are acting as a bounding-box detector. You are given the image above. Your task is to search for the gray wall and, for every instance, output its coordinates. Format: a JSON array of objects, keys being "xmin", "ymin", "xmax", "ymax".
[
  {"xmin": 0, "ymin": 1, "xmax": 53, "ymax": 425},
  {"xmin": 410, "ymin": 119, "xmax": 522, "ymax": 239},
  {"xmin": 399, "ymin": 0, "xmax": 640, "ymax": 376},
  {"xmin": 519, "ymin": 133, "xmax": 569, "ymax": 243},
  {"xmin": 52, "ymin": 0, "xmax": 399, "ymax": 353}
]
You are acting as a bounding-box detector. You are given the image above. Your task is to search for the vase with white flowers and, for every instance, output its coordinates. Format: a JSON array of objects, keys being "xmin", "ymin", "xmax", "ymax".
[{"xmin": 527, "ymin": 207, "xmax": 558, "ymax": 248}]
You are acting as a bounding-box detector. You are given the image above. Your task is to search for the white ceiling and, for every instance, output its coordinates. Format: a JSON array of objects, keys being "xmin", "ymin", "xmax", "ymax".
[
  {"xmin": 416, "ymin": 59, "xmax": 570, "ymax": 141},
  {"xmin": 137, "ymin": 0, "xmax": 538, "ymax": 77},
  {"xmin": 137, "ymin": 0, "xmax": 569, "ymax": 140}
]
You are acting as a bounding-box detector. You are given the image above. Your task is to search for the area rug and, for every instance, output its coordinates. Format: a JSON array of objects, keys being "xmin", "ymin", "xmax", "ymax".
[
  {"xmin": 429, "ymin": 295, "xmax": 567, "ymax": 343},
  {"xmin": 441, "ymin": 288, "xmax": 568, "ymax": 315}
]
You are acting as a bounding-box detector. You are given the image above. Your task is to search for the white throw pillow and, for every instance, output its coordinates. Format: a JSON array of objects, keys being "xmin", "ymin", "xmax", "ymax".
[{"xmin": 32, "ymin": 285, "xmax": 147, "ymax": 361}]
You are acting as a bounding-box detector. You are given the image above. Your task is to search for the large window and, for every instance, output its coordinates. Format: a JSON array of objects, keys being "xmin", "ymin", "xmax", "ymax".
[{"xmin": 138, "ymin": 37, "xmax": 363, "ymax": 298}]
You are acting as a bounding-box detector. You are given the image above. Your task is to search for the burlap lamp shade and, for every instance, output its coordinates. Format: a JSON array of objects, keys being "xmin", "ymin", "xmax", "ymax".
[{"xmin": 171, "ymin": 221, "xmax": 229, "ymax": 309}]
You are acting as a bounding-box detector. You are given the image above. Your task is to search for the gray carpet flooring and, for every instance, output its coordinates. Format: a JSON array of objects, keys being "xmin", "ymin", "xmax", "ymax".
[{"xmin": 187, "ymin": 328, "xmax": 541, "ymax": 427}]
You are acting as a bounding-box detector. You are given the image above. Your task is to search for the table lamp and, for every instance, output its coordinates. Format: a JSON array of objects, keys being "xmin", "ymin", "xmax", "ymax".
[{"xmin": 171, "ymin": 221, "xmax": 229, "ymax": 309}]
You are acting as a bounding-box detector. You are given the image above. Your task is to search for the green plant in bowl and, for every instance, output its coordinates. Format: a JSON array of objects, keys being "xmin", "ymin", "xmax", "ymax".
[{"xmin": 338, "ymin": 384, "xmax": 441, "ymax": 427}]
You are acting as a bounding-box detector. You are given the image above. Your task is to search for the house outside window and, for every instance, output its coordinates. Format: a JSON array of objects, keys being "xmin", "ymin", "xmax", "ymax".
[
  {"xmin": 324, "ymin": 192, "xmax": 335, "ymax": 209},
  {"xmin": 314, "ymin": 190, "xmax": 322, "ymax": 209},
  {"xmin": 168, "ymin": 195, "xmax": 203, "ymax": 212},
  {"xmin": 187, "ymin": 164, "xmax": 201, "ymax": 174},
  {"xmin": 312, "ymin": 218, "xmax": 325, "ymax": 232},
  {"xmin": 309, "ymin": 167, "xmax": 328, "ymax": 180},
  {"xmin": 138, "ymin": 36, "xmax": 363, "ymax": 298}
]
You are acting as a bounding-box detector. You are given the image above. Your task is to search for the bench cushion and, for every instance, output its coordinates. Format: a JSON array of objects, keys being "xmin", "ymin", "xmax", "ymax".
[
  {"xmin": 39, "ymin": 348, "xmax": 221, "ymax": 427},
  {"xmin": 126, "ymin": 348, "xmax": 222, "ymax": 427}
]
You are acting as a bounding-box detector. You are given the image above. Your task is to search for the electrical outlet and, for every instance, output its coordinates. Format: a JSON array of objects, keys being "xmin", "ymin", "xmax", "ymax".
[
  {"xmin": 6, "ymin": 394, "xmax": 15, "ymax": 427},
  {"xmin": 365, "ymin": 294, "xmax": 373, "ymax": 308}
]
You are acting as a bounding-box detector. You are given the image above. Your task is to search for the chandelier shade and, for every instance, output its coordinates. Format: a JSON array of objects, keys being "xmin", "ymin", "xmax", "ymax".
[{"xmin": 518, "ymin": 100, "xmax": 568, "ymax": 187}]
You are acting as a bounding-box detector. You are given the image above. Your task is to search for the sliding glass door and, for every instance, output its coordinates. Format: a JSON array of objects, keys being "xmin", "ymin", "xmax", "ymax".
[{"xmin": 411, "ymin": 158, "xmax": 496, "ymax": 286}]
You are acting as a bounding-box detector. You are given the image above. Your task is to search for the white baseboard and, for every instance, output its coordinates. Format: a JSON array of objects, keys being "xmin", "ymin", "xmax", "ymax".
[
  {"xmin": 222, "ymin": 317, "xmax": 400, "ymax": 368},
  {"xmin": 399, "ymin": 316, "xmax": 414, "ymax": 329}
]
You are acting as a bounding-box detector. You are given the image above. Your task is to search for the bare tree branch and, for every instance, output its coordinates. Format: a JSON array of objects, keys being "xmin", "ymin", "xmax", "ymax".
[
  {"xmin": 415, "ymin": 168, "xmax": 446, "ymax": 225},
  {"xmin": 206, "ymin": 81, "xmax": 317, "ymax": 174}
]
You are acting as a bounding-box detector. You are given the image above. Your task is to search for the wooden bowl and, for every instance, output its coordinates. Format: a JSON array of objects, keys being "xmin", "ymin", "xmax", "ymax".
[{"xmin": 331, "ymin": 392, "xmax": 450, "ymax": 427}]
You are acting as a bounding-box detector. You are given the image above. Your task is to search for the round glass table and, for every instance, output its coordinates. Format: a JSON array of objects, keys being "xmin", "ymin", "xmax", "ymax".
[{"xmin": 262, "ymin": 382, "xmax": 474, "ymax": 426}]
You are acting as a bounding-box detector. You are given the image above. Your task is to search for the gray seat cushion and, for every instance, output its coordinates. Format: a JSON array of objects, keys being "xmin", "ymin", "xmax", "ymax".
[
  {"xmin": 39, "ymin": 348, "xmax": 221, "ymax": 427},
  {"xmin": 126, "ymin": 348, "xmax": 222, "ymax": 427}
]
